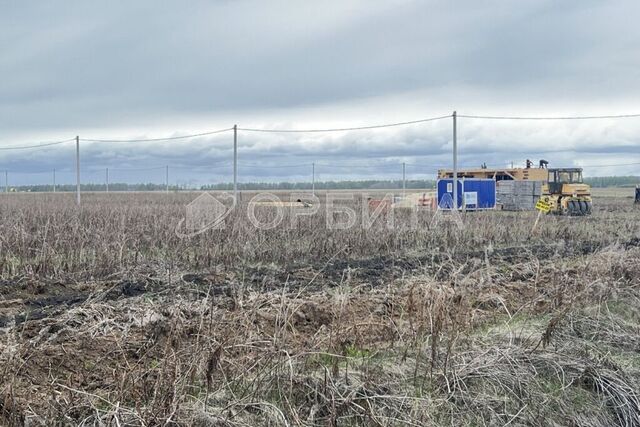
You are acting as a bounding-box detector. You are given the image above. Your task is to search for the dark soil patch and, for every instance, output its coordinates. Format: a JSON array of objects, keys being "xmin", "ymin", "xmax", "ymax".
[{"xmin": 0, "ymin": 237, "xmax": 631, "ymax": 330}]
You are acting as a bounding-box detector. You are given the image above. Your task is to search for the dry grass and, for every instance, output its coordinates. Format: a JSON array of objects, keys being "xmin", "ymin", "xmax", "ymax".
[{"xmin": 0, "ymin": 192, "xmax": 639, "ymax": 426}]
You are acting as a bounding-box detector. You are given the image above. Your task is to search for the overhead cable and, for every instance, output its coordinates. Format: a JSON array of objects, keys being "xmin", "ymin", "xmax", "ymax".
[
  {"xmin": 4, "ymin": 111, "xmax": 640, "ymax": 148},
  {"xmin": 106, "ymin": 166, "xmax": 167, "ymax": 172},
  {"xmin": 238, "ymin": 162, "xmax": 312, "ymax": 168},
  {"xmin": 315, "ymin": 163, "xmax": 405, "ymax": 169},
  {"xmin": 458, "ymin": 113, "xmax": 640, "ymax": 120},
  {"xmin": 81, "ymin": 127, "xmax": 234, "ymax": 143},
  {"xmin": 0, "ymin": 138, "xmax": 75, "ymax": 151},
  {"xmin": 237, "ymin": 114, "xmax": 452, "ymax": 133},
  {"xmin": 578, "ymin": 161, "xmax": 640, "ymax": 168}
]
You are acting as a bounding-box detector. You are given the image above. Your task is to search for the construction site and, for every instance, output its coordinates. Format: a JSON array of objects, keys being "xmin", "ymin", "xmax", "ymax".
[
  {"xmin": 436, "ymin": 160, "xmax": 593, "ymax": 215},
  {"xmin": 3, "ymin": 2, "xmax": 640, "ymax": 425},
  {"xmin": 0, "ymin": 107, "xmax": 639, "ymax": 427}
]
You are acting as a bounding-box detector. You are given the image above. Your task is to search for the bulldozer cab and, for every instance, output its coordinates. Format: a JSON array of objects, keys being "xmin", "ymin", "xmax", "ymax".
[
  {"xmin": 541, "ymin": 167, "xmax": 592, "ymax": 215},
  {"xmin": 547, "ymin": 168, "xmax": 583, "ymax": 194}
]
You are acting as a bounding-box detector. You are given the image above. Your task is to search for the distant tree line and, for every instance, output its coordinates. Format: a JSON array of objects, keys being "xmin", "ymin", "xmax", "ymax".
[
  {"xmin": 6, "ymin": 180, "xmax": 436, "ymax": 193},
  {"xmin": 201, "ymin": 179, "xmax": 437, "ymax": 191},
  {"xmin": 583, "ymin": 176, "xmax": 640, "ymax": 188},
  {"xmin": 4, "ymin": 176, "xmax": 638, "ymax": 192},
  {"xmin": 6, "ymin": 183, "xmax": 176, "ymax": 192}
]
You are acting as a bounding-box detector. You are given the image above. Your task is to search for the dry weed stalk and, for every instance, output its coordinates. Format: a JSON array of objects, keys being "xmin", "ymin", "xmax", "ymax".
[{"xmin": 0, "ymin": 193, "xmax": 638, "ymax": 425}]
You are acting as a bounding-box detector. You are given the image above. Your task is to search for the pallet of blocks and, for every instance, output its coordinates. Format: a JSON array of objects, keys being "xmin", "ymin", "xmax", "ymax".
[{"xmin": 496, "ymin": 180, "xmax": 542, "ymax": 211}]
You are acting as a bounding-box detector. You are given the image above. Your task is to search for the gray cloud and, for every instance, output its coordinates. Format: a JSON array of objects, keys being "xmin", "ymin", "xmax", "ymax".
[{"xmin": 0, "ymin": 0, "xmax": 639, "ymax": 184}]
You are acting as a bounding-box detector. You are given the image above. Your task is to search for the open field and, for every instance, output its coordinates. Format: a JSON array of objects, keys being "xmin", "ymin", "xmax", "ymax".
[
  {"xmin": 591, "ymin": 187, "xmax": 639, "ymax": 199},
  {"xmin": 0, "ymin": 191, "xmax": 639, "ymax": 426}
]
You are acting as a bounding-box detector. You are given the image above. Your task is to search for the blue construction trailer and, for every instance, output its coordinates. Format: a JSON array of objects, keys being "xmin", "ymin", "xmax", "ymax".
[{"xmin": 437, "ymin": 178, "xmax": 496, "ymax": 210}]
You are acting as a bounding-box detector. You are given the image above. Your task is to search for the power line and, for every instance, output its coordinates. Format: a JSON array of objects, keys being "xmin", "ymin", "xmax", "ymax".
[
  {"xmin": 102, "ymin": 166, "xmax": 167, "ymax": 172},
  {"xmin": 237, "ymin": 162, "xmax": 404, "ymax": 169},
  {"xmin": 579, "ymin": 161, "xmax": 640, "ymax": 168},
  {"xmin": 2, "ymin": 168, "xmax": 68, "ymax": 174},
  {"xmin": 237, "ymin": 114, "xmax": 452, "ymax": 133},
  {"xmin": 3, "ymin": 111, "xmax": 640, "ymax": 148},
  {"xmin": 80, "ymin": 127, "xmax": 234, "ymax": 143},
  {"xmin": 0, "ymin": 138, "xmax": 75, "ymax": 151},
  {"xmin": 94, "ymin": 164, "xmax": 233, "ymax": 172},
  {"xmin": 238, "ymin": 162, "xmax": 312, "ymax": 168},
  {"xmin": 458, "ymin": 113, "xmax": 640, "ymax": 120},
  {"xmin": 315, "ymin": 163, "xmax": 405, "ymax": 169},
  {"xmin": 170, "ymin": 164, "xmax": 232, "ymax": 171}
]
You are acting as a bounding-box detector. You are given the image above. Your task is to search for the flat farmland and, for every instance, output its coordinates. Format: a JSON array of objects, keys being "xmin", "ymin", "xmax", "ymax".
[{"xmin": 0, "ymin": 191, "xmax": 639, "ymax": 426}]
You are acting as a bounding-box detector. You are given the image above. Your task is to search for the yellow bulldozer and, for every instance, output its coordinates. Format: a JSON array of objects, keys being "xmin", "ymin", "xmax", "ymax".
[{"xmin": 540, "ymin": 168, "xmax": 592, "ymax": 215}]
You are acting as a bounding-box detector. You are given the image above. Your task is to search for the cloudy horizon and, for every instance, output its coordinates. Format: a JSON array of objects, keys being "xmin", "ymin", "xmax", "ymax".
[{"xmin": 1, "ymin": 0, "xmax": 639, "ymax": 185}]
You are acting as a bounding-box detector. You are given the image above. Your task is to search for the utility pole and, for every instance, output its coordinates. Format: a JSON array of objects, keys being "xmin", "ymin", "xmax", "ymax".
[
  {"xmin": 312, "ymin": 162, "xmax": 315, "ymax": 196},
  {"xmin": 452, "ymin": 111, "xmax": 458, "ymax": 210},
  {"xmin": 233, "ymin": 124, "xmax": 238, "ymax": 199},
  {"xmin": 4, "ymin": 170, "xmax": 7, "ymax": 193},
  {"xmin": 165, "ymin": 165, "xmax": 169, "ymax": 193},
  {"xmin": 76, "ymin": 136, "xmax": 81, "ymax": 206},
  {"xmin": 53, "ymin": 169, "xmax": 56, "ymax": 193},
  {"xmin": 106, "ymin": 168, "xmax": 109, "ymax": 193},
  {"xmin": 402, "ymin": 162, "xmax": 406, "ymax": 198}
]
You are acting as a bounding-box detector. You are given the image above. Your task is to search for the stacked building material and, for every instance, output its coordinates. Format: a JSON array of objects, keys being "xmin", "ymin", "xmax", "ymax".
[
  {"xmin": 391, "ymin": 191, "xmax": 437, "ymax": 209},
  {"xmin": 497, "ymin": 180, "xmax": 543, "ymax": 211}
]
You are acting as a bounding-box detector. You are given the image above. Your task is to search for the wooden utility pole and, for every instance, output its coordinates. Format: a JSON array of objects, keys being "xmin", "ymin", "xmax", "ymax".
[
  {"xmin": 312, "ymin": 162, "xmax": 315, "ymax": 196},
  {"xmin": 165, "ymin": 165, "xmax": 169, "ymax": 193},
  {"xmin": 76, "ymin": 136, "xmax": 81, "ymax": 206},
  {"xmin": 402, "ymin": 162, "xmax": 406, "ymax": 198},
  {"xmin": 452, "ymin": 112, "xmax": 458, "ymax": 210},
  {"xmin": 233, "ymin": 124, "xmax": 238, "ymax": 199}
]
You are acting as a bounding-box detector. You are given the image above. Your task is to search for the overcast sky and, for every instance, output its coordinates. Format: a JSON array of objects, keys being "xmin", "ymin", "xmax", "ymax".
[{"xmin": 1, "ymin": 0, "xmax": 639, "ymax": 185}]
